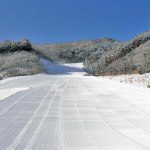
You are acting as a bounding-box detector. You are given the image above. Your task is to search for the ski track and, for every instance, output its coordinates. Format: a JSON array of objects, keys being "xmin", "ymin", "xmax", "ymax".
[{"xmin": 0, "ymin": 71, "xmax": 150, "ymax": 149}]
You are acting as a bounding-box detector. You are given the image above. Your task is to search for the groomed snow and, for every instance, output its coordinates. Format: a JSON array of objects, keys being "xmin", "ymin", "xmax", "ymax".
[
  {"xmin": 0, "ymin": 87, "xmax": 29, "ymax": 101},
  {"xmin": 0, "ymin": 76, "xmax": 30, "ymax": 101},
  {"xmin": 40, "ymin": 58, "xmax": 85, "ymax": 76},
  {"xmin": 1, "ymin": 60, "xmax": 150, "ymax": 149}
]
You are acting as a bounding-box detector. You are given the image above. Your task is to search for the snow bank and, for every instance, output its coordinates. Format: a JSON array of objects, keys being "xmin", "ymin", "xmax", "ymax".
[
  {"xmin": 0, "ymin": 87, "xmax": 29, "ymax": 101},
  {"xmin": 102, "ymin": 73, "xmax": 150, "ymax": 87},
  {"xmin": 0, "ymin": 76, "xmax": 26, "ymax": 85}
]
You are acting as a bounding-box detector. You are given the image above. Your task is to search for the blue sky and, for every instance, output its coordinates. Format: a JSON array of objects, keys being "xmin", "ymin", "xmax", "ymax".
[{"xmin": 0, "ymin": 0, "xmax": 150, "ymax": 44}]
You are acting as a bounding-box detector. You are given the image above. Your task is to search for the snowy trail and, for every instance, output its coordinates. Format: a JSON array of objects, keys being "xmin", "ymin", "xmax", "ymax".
[{"xmin": 0, "ymin": 61, "xmax": 150, "ymax": 149}]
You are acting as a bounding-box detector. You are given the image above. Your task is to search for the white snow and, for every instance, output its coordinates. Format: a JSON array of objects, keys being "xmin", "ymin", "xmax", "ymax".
[
  {"xmin": 39, "ymin": 58, "xmax": 85, "ymax": 76},
  {"xmin": 0, "ymin": 87, "xmax": 29, "ymax": 101},
  {"xmin": 1, "ymin": 60, "xmax": 150, "ymax": 149},
  {"xmin": 0, "ymin": 59, "xmax": 85, "ymax": 102},
  {"xmin": 0, "ymin": 75, "xmax": 27, "ymax": 85},
  {"xmin": 0, "ymin": 76, "xmax": 30, "ymax": 101},
  {"xmin": 101, "ymin": 73, "xmax": 150, "ymax": 87},
  {"xmin": 0, "ymin": 59, "xmax": 150, "ymax": 103}
]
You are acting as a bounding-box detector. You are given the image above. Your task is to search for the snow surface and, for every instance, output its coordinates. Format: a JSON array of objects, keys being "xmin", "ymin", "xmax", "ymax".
[
  {"xmin": 0, "ymin": 59, "xmax": 150, "ymax": 149},
  {"xmin": 0, "ymin": 76, "xmax": 30, "ymax": 101},
  {"xmin": 0, "ymin": 87, "xmax": 29, "ymax": 101},
  {"xmin": 40, "ymin": 58, "xmax": 85, "ymax": 76},
  {"xmin": 0, "ymin": 76, "xmax": 26, "ymax": 85}
]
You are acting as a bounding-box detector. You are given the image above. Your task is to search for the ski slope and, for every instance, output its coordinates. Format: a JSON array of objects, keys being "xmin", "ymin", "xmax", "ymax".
[{"xmin": 0, "ymin": 61, "xmax": 150, "ymax": 149}]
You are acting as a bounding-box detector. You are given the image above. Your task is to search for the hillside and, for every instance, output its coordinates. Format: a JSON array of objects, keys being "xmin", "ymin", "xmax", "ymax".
[
  {"xmin": 32, "ymin": 38, "xmax": 122, "ymax": 63},
  {"xmin": 32, "ymin": 30, "xmax": 150, "ymax": 76},
  {"xmin": 1, "ymin": 30, "xmax": 150, "ymax": 80},
  {"xmin": 32, "ymin": 39, "xmax": 102, "ymax": 62},
  {"xmin": 0, "ymin": 39, "xmax": 44, "ymax": 80},
  {"xmin": 91, "ymin": 31, "xmax": 150, "ymax": 75}
]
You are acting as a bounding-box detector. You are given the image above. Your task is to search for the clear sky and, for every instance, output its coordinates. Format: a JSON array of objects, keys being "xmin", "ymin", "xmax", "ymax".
[{"xmin": 0, "ymin": 0, "xmax": 150, "ymax": 44}]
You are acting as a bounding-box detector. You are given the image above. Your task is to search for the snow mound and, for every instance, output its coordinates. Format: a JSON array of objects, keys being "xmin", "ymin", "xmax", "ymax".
[{"xmin": 0, "ymin": 76, "xmax": 26, "ymax": 85}]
